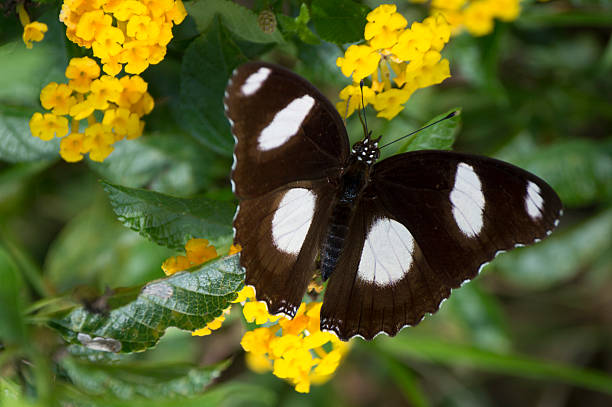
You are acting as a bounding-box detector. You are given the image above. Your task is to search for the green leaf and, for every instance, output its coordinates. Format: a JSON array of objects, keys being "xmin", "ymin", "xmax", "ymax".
[
  {"xmin": 177, "ymin": 18, "xmax": 247, "ymax": 156},
  {"xmin": 48, "ymin": 254, "xmax": 244, "ymax": 353},
  {"xmin": 394, "ymin": 108, "xmax": 461, "ymax": 154},
  {"xmin": 375, "ymin": 334, "xmax": 612, "ymax": 395},
  {"xmin": 45, "ymin": 203, "xmax": 175, "ymax": 293},
  {"xmin": 60, "ymin": 382, "xmax": 276, "ymax": 407},
  {"xmin": 102, "ymin": 182, "xmax": 235, "ymax": 253},
  {"xmin": 442, "ymin": 282, "xmax": 510, "ymax": 352},
  {"xmin": 0, "ymin": 161, "xmax": 51, "ymax": 212},
  {"xmin": 497, "ymin": 138, "xmax": 612, "ymax": 208},
  {"xmin": 59, "ymin": 356, "xmax": 229, "ymax": 399},
  {"xmin": 278, "ymin": 4, "xmax": 321, "ymax": 45},
  {"xmin": 493, "ymin": 208, "xmax": 612, "ymax": 289},
  {"xmin": 310, "ymin": 0, "xmax": 370, "ymax": 44},
  {"xmin": 88, "ymin": 133, "xmax": 224, "ymax": 196},
  {"xmin": 0, "ymin": 246, "xmax": 26, "ymax": 344},
  {"xmin": 185, "ymin": 0, "xmax": 284, "ymax": 44},
  {"xmin": 0, "ymin": 105, "xmax": 60, "ymax": 163}
]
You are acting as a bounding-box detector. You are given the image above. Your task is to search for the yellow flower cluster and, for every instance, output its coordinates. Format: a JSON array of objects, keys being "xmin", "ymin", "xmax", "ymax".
[
  {"xmin": 430, "ymin": 0, "xmax": 521, "ymax": 37},
  {"xmin": 29, "ymin": 57, "xmax": 154, "ymax": 162},
  {"xmin": 240, "ymin": 288, "xmax": 350, "ymax": 393},
  {"xmin": 336, "ymin": 4, "xmax": 451, "ymax": 120},
  {"xmin": 59, "ymin": 0, "xmax": 187, "ymax": 76},
  {"xmin": 17, "ymin": 4, "xmax": 48, "ymax": 49}
]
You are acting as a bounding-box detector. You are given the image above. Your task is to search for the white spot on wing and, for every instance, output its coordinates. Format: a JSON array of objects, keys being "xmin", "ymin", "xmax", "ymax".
[
  {"xmin": 357, "ymin": 218, "xmax": 414, "ymax": 286},
  {"xmin": 240, "ymin": 67, "xmax": 271, "ymax": 96},
  {"xmin": 272, "ymin": 188, "xmax": 316, "ymax": 255},
  {"xmin": 525, "ymin": 181, "xmax": 544, "ymax": 220},
  {"xmin": 450, "ymin": 163, "xmax": 485, "ymax": 237},
  {"xmin": 258, "ymin": 95, "xmax": 315, "ymax": 151}
]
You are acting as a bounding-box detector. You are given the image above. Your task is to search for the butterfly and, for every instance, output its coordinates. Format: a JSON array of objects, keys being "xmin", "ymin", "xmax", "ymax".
[{"xmin": 224, "ymin": 62, "xmax": 562, "ymax": 341}]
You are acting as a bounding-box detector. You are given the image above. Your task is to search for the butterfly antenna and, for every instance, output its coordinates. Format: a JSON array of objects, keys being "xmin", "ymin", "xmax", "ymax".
[
  {"xmin": 379, "ymin": 111, "xmax": 458, "ymax": 149},
  {"xmin": 359, "ymin": 80, "xmax": 370, "ymax": 139}
]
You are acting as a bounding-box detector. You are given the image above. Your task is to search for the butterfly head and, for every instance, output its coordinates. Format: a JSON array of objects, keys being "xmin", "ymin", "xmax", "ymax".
[{"xmin": 351, "ymin": 135, "xmax": 381, "ymax": 165}]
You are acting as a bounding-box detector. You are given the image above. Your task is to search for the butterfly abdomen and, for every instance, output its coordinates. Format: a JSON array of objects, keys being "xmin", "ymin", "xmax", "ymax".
[
  {"xmin": 320, "ymin": 160, "xmax": 370, "ymax": 281},
  {"xmin": 320, "ymin": 202, "xmax": 353, "ymax": 281}
]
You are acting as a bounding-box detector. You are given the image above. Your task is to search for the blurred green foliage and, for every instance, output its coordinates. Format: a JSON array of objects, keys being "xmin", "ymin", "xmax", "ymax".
[{"xmin": 0, "ymin": 0, "xmax": 611, "ymax": 406}]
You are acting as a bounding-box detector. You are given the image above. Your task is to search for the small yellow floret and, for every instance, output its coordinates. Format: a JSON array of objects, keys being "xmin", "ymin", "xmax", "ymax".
[{"xmin": 23, "ymin": 22, "xmax": 48, "ymax": 49}]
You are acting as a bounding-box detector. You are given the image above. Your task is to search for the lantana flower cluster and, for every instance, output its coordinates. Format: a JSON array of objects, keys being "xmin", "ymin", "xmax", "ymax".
[
  {"xmin": 29, "ymin": 57, "xmax": 154, "ymax": 162},
  {"xmin": 429, "ymin": 0, "xmax": 521, "ymax": 37},
  {"xmin": 60, "ymin": 0, "xmax": 187, "ymax": 76},
  {"xmin": 239, "ymin": 289, "xmax": 350, "ymax": 394},
  {"xmin": 162, "ymin": 239, "xmax": 349, "ymax": 393},
  {"xmin": 336, "ymin": 4, "xmax": 451, "ymax": 120}
]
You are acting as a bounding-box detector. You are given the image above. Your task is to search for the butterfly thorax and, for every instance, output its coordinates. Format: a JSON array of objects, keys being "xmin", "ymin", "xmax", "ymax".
[{"xmin": 319, "ymin": 139, "xmax": 379, "ymax": 281}]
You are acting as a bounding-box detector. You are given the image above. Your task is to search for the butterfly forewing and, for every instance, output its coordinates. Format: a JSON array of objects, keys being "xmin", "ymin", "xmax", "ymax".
[
  {"xmin": 321, "ymin": 150, "xmax": 562, "ymax": 340},
  {"xmin": 226, "ymin": 63, "xmax": 348, "ymax": 316},
  {"xmin": 225, "ymin": 62, "xmax": 349, "ymax": 199}
]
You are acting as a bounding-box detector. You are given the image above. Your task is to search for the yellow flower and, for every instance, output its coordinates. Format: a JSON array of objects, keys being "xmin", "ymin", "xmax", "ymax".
[
  {"xmin": 161, "ymin": 255, "xmax": 191, "ymax": 276},
  {"xmin": 92, "ymin": 26, "xmax": 125, "ymax": 61},
  {"xmin": 39, "ymin": 83, "xmax": 76, "ymax": 116},
  {"xmin": 243, "ymin": 302, "xmax": 282, "ymax": 325},
  {"xmin": 245, "ymin": 352, "xmax": 273, "ymax": 373},
  {"xmin": 336, "ymin": 45, "xmax": 381, "ymax": 82},
  {"xmin": 241, "ymin": 327, "xmax": 274, "ymax": 355},
  {"xmin": 69, "ymin": 98, "xmax": 95, "ymax": 120},
  {"xmin": 232, "ymin": 285, "xmax": 255, "ymax": 303},
  {"xmin": 335, "ymin": 84, "xmax": 376, "ymax": 119},
  {"xmin": 30, "ymin": 113, "xmax": 69, "ymax": 141},
  {"xmin": 364, "ymin": 4, "xmax": 407, "ymax": 50},
  {"xmin": 88, "ymin": 76, "xmax": 122, "ymax": 110},
  {"xmin": 391, "ymin": 21, "xmax": 434, "ymax": 61},
  {"xmin": 120, "ymin": 41, "xmax": 151, "ymax": 74},
  {"xmin": 167, "ymin": 0, "xmax": 187, "ymax": 24},
  {"xmin": 111, "ymin": 0, "xmax": 148, "ymax": 21},
  {"xmin": 192, "ymin": 307, "xmax": 231, "ymax": 336},
  {"xmin": 373, "ymin": 87, "xmax": 414, "ymax": 120},
  {"xmin": 83, "ymin": 123, "xmax": 115, "ymax": 162},
  {"xmin": 59, "ymin": 132, "xmax": 86, "ymax": 162},
  {"xmin": 130, "ymin": 92, "xmax": 155, "ymax": 117},
  {"xmin": 116, "ymin": 76, "xmax": 148, "ymax": 108},
  {"xmin": 463, "ymin": 1, "xmax": 495, "ymax": 36},
  {"xmin": 65, "ymin": 57, "xmax": 100, "ymax": 93},
  {"xmin": 127, "ymin": 15, "xmax": 161, "ymax": 42},
  {"xmin": 185, "ymin": 238, "xmax": 218, "ymax": 264},
  {"xmin": 17, "ymin": 4, "xmax": 48, "ymax": 49},
  {"xmin": 75, "ymin": 10, "xmax": 112, "ymax": 43},
  {"xmin": 23, "ymin": 22, "xmax": 48, "ymax": 49},
  {"xmin": 102, "ymin": 108, "xmax": 143, "ymax": 139}
]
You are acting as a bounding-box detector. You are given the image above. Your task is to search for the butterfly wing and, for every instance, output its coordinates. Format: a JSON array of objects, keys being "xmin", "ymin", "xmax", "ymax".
[
  {"xmin": 226, "ymin": 62, "xmax": 349, "ymax": 316},
  {"xmin": 321, "ymin": 150, "xmax": 562, "ymax": 340},
  {"xmin": 225, "ymin": 62, "xmax": 350, "ymax": 199}
]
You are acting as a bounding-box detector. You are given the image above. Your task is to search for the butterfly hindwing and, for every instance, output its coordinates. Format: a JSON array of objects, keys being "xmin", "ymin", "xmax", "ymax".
[
  {"xmin": 322, "ymin": 150, "xmax": 562, "ymax": 340},
  {"xmin": 225, "ymin": 62, "xmax": 349, "ymax": 199}
]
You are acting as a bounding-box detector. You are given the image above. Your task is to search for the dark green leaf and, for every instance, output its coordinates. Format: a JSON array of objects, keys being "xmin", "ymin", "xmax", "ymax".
[
  {"xmin": 185, "ymin": 0, "xmax": 284, "ymax": 44},
  {"xmin": 177, "ymin": 18, "xmax": 246, "ymax": 156},
  {"xmin": 394, "ymin": 108, "xmax": 461, "ymax": 154},
  {"xmin": 278, "ymin": 4, "xmax": 321, "ymax": 45},
  {"xmin": 102, "ymin": 182, "xmax": 234, "ymax": 253},
  {"xmin": 45, "ymin": 203, "xmax": 175, "ymax": 293},
  {"xmin": 49, "ymin": 255, "xmax": 244, "ymax": 353},
  {"xmin": 375, "ymin": 334, "xmax": 612, "ymax": 395},
  {"xmin": 88, "ymin": 133, "xmax": 223, "ymax": 196},
  {"xmin": 0, "ymin": 246, "xmax": 26, "ymax": 344},
  {"xmin": 0, "ymin": 105, "xmax": 60, "ymax": 163},
  {"xmin": 311, "ymin": 0, "xmax": 369, "ymax": 44},
  {"xmin": 493, "ymin": 208, "xmax": 612, "ymax": 289},
  {"xmin": 60, "ymin": 356, "xmax": 229, "ymax": 399}
]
